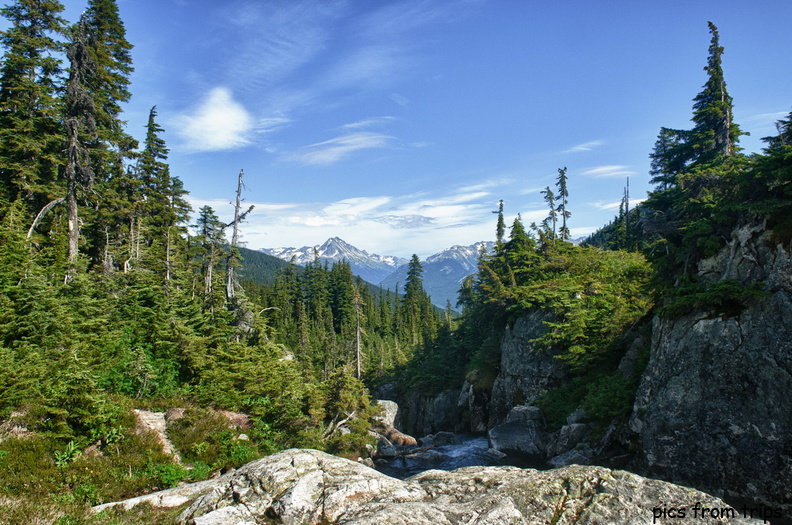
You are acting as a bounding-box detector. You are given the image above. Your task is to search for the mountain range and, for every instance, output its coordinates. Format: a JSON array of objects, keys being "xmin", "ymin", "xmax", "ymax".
[
  {"xmin": 261, "ymin": 237, "xmax": 408, "ymax": 285},
  {"xmin": 379, "ymin": 241, "xmax": 494, "ymax": 308},
  {"xmin": 260, "ymin": 238, "xmax": 493, "ymax": 308}
]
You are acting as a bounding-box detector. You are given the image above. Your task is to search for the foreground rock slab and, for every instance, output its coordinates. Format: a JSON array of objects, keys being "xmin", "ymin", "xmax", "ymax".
[{"xmin": 114, "ymin": 448, "xmax": 760, "ymax": 524}]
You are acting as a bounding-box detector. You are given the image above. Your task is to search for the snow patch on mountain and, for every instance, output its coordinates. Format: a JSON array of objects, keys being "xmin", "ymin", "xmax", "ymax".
[
  {"xmin": 261, "ymin": 237, "xmax": 408, "ymax": 284},
  {"xmin": 380, "ymin": 241, "xmax": 494, "ymax": 308}
]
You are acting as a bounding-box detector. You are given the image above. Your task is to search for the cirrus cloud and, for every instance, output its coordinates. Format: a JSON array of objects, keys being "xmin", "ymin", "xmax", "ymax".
[
  {"xmin": 287, "ymin": 131, "xmax": 395, "ymax": 165},
  {"xmin": 581, "ymin": 165, "xmax": 637, "ymax": 178}
]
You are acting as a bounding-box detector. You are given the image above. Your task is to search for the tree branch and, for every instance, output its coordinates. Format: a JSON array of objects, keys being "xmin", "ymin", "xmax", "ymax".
[{"xmin": 27, "ymin": 197, "xmax": 65, "ymax": 239}]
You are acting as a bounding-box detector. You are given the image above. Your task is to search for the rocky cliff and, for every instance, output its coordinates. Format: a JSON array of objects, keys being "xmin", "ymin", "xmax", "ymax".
[
  {"xmin": 95, "ymin": 448, "xmax": 762, "ymax": 524},
  {"xmin": 376, "ymin": 220, "xmax": 792, "ymax": 517},
  {"xmin": 630, "ymin": 222, "xmax": 792, "ymax": 514},
  {"xmin": 488, "ymin": 309, "xmax": 566, "ymax": 427}
]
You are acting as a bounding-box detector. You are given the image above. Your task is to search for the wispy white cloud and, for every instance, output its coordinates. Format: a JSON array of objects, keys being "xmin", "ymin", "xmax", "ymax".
[
  {"xmin": 323, "ymin": 196, "xmax": 392, "ymax": 216},
  {"xmin": 323, "ymin": 45, "xmax": 409, "ymax": 90},
  {"xmin": 196, "ymin": 182, "xmax": 511, "ymax": 258},
  {"xmin": 288, "ymin": 215, "xmax": 343, "ymax": 227},
  {"xmin": 257, "ymin": 117, "xmax": 292, "ymax": 133},
  {"xmin": 458, "ymin": 178, "xmax": 512, "ymax": 193},
  {"xmin": 389, "ymin": 93, "xmax": 410, "ymax": 107},
  {"xmin": 438, "ymin": 191, "xmax": 491, "ymax": 205},
  {"xmin": 288, "ymin": 132, "xmax": 395, "ymax": 165},
  {"xmin": 743, "ymin": 111, "xmax": 788, "ymax": 123},
  {"xmin": 374, "ymin": 215, "xmax": 436, "ymax": 229},
  {"xmin": 563, "ymin": 140, "xmax": 604, "ymax": 154},
  {"xmin": 218, "ymin": 1, "xmax": 346, "ymax": 93},
  {"xmin": 341, "ymin": 117, "xmax": 397, "ymax": 130},
  {"xmin": 581, "ymin": 165, "xmax": 637, "ymax": 178},
  {"xmin": 174, "ymin": 87, "xmax": 254, "ymax": 152},
  {"xmin": 355, "ymin": 0, "xmax": 471, "ymax": 40},
  {"xmin": 186, "ymin": 197, "xmax": 299, "ymax": 216}
]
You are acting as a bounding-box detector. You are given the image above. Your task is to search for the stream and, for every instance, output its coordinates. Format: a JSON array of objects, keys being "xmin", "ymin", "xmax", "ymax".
[{"xmin": 374, "ymin": 433, "xmax": 547, "ymax": 480}]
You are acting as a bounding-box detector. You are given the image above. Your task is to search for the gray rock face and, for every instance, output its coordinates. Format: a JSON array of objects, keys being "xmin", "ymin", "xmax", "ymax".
[
  {"xmin": 161, "ymin": 448, "xmax": 760, "ymax": 524},
  {"xmin": 487, "ymin": 420, "xmax": 544, "ymax": 458},
  {"xmin": 398, "ymin": 388, "xmax": 462, "ymax": 437},
  {"xmin": 630, "ymin": 223, "xmax": 792, "ymax": 514},
  {"xmin": 374, "ymin": 400, "xmax": 399, "ymax": 429},
  {"xmin": 488, "ymin": 311, "xmax": 567, "ymax": 427},
  {"xmin": 458, "ymin": 380, "xmax": 490, "ymax": 432},
  {"xmin": 547, "ymin": 445, "xmax": 594, "ymax": 468},
  {"xmin": 505, "ymin": 404, "xmax": 544, "ymax": 424},
  {"xmin": 547, "ymin": 423, "xmax": 592, "ymax": 457}
]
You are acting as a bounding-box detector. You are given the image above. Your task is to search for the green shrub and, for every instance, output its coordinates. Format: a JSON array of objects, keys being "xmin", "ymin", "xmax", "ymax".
[
  {"xmin": 582, "ymin": 373, "xmax": 636, "ymax": 422},
  {"xmin": 660, "ymin": 279, "xmax": 767, "ymax": 319},
  {"xmin": 145, "ymin": 461, "xmax": 188, "ymax": 489},
  {"xmin": 167, "ymin": 408, "xmax": 258, "ymax": 471}
]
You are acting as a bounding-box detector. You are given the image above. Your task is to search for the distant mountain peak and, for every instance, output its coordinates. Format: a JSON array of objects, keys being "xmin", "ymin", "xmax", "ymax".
[
  {"xmin": 260, "ymin": 237, "xmax": 407, "ymax": 284},
  {"xmin": 380, "ymin": 241, "xmax": 494, "ymax": 308}
]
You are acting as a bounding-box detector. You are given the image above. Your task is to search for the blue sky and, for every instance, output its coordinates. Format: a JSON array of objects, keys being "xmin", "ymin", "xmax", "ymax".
[{"xmin": 37, "ymin": 1, "xmax": 792, "ymax": 257}]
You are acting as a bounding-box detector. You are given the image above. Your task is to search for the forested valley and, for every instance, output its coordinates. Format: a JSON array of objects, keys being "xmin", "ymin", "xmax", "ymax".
[{"xmin": 0, "ymin": 1, "xmax": 790, "ymax": 522}]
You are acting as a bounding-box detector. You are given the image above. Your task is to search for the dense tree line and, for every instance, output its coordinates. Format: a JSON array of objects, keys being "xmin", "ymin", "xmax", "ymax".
[
  {"xmin": 0, "ymin": 2, "xmax": 390, "ymax": 518},
  {"xmin": 244, "ymin": 253, "xmax": 442, "ymax": 382},
  {"xmin": 0, "ymin": 8, "xmax": 789, "ymax": 521},
  {"xmin": 586, "ymin": 22, "xmax": 791, "ymax": 316},
  {"xmin": 434, "ymin": 21, "xmax": 791, "ymax": 429}
]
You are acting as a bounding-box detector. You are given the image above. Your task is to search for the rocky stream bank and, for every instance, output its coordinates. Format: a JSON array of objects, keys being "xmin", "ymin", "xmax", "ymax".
[{"xmin": 96, "ymin": 447, "xmax": 765, "ymax": 524}]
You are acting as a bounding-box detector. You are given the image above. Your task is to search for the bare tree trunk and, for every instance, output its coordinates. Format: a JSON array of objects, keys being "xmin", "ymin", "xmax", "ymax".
[
  {"xmin": 226, "ymin": 169, "xmax": 244, "ymax": 301},
  {"xmin": 225, "ymin": 169, "xmax": 254, "ymax": 302},
  {"xmin": 27, "ymin": 197, "xmax": 65, "ymax": 239},
  {"xmin": 65, "ymin": 177, "xmax": 79, "ymax": 283},
  {"xmin": 103, "ymin": 227, "xmax": 113, "ymax": 275},
  {"xmin": 205, "ymin": 244, "xmax": 214, "ymax": 296},
  {"xmin": 124, "ymin": 217, "xmax": 134, "ymax": 273}
]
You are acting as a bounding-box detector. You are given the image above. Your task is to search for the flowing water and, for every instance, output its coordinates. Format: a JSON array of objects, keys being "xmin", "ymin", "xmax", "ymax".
[
  {"xmin": 375, "ymin": 434, "xmax": 497, "ymax": 479},
  {"xmin": 373, "ymin": 434, "xmax": 546, "ymax": 480}
]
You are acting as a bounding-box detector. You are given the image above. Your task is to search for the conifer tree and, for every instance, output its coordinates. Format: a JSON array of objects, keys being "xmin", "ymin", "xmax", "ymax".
[
  {"xmin": 404, "ymin": 254, "xmax": 425, "ymax": 307},
  {"xmin": 63, "ymin": 15, "xmax": 98, "ymax": 272},
  {"xmin": 0, "ymin": 0, "xmax": 66, "ymax": 215},
  {"xmin": 494, "ymin": 199, "xmax": 505, "ymax": 248},
  {"xmin": 504, "ymin": 215, "xmax": 539, "ymax": 284},
  {"xmin": 540, "ymin": 185, "xmax": 557, "ymax": 242},
  {"xmin": 687, "ymin": 22, "xmax": 743, "ymax": 164},
  {"xmin": 649, "ymin": 127, "xmax": 688, "ymax": 189},
  {"xmin": 83, "ymin": 0, "xmax": 135, "ymax": 165},
  {"xmin": 648, "ymin": 23, "xmax": 744, "ymax": 191},
  {"xmin": 401, "ymin": 254, "xmax": 436, "ymax": 346},
  {"xmin": 193, "ymin": 206, "xmax": 225, "ymax": 300},
  {"xmin": 556, "ymin": 167, "xmax": 570, "ymax": 241},
  {"xmin": 138, "ymin": 106, "xmax": 169, "ymax": 208}
]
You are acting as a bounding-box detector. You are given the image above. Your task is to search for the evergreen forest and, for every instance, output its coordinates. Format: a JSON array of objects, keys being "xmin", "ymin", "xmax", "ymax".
[{"xmin": 0, "ymin": 2, "xmax": 790, "ymax": 523}]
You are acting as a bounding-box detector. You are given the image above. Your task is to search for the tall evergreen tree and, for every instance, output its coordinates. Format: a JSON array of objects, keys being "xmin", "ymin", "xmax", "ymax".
[
  {"xmin": 687, "ymin": 21, "xmax": 744, "ymax": 165},
  {"xmin": 63, "ymin": 15, "xmax": 97, "ymax": 272},
  {"xmin": 494, "ymin": 199, "xmax": 505, "ymax": 248},
  {"xmin": 555, "ymin": 167, "xmax": 570, "ymax": 241},
  {"xmin": 403, "ymin": 254, "xmax": 425, "ymax": 307},
  {"xmin": 138, "ymin": 106, "xmax": 170, "ymax": 226},
  {"xmin": 193, "ymin": 205, "xmax": 225, "ymax": 300},
  {"xmin": 0, "ymin": 0, "xmax": 66, "ymax": 214},
  {"xmin": 83, "ymin": 0, "xmax": 135, "ymax": 165},
  {"xmin": 540, "ymin": 185, "xmax": 557, "ymax": 242}
]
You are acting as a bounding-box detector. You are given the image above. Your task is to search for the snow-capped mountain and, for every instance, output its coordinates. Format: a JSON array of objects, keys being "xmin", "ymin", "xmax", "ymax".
[
  {"xmin": 261, "ymin": 237, "xmax": 408, "ymax": 284},
  {"xmin": 380, "ymin": 241, "xmax": 494, "ymax": 308}
]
